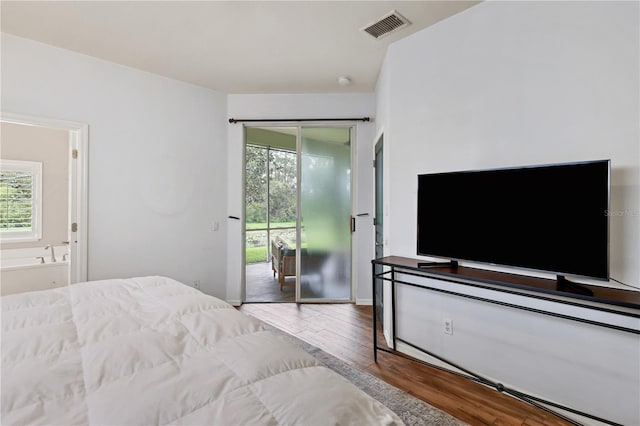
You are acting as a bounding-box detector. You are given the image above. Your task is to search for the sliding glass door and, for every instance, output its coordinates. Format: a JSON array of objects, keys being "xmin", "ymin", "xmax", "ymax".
[
  {"xmin": 297, "ymin": 127, "xmax": 352, "ymax": 301},
  {"xmin": 244, "ymin": 125, "xmax": 353, "ymax": 303}
]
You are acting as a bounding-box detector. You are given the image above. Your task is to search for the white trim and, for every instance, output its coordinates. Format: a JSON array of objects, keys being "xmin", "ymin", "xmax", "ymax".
[
  {"xmin": 227, "ymin": 299, "xmax": 242, "ymax": 307},
  {"xmin": 240, "ymin": 126, "xmax": 247, "ymax": 304},
  {"xmin": 356, "ymin": 298, "xmax": 372, "ymax": 305},
  {"xmin": 384, "ymin": 327, "xmax": 392, "ymax": 347},
  {"xmin": 1, "ymin": 112, "xmax": 89, "ymax": 284}
]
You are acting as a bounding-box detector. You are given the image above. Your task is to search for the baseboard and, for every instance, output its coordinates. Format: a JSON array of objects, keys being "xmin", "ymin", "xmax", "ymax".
[
  {"xmin": 227, "ymin": 300, "xmax": 242, "ymax": 306},
  {"xmin": 384, "ymin": 329, "xmax": 392, "ymax": 347},
  {"xmin": 356, "ymin": 298, "xmax": 372, "ymax": 305}
]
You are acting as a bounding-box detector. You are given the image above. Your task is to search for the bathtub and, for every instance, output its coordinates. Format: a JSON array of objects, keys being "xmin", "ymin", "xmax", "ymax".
[{"xmin": 1, "ymin": 246, "xmax": 69, "ymax": 296}]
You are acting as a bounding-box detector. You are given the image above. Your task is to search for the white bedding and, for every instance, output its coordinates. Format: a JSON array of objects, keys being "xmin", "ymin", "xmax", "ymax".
[{"xmin": 1, "ymin": 276, "xmax": 402, "ymax": 425}]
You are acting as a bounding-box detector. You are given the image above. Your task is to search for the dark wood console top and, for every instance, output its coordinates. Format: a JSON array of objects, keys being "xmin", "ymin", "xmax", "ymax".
[{"xmin": 374, "ymin": 256, "xmax": 640, "ymax": 310}]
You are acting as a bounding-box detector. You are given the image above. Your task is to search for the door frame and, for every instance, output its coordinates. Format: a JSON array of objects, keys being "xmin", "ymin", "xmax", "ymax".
[
  {"xmin": 374, "ymin": 134, "xmax": 384, "ymax": 319},
  {"xmin": 1, "ymin": 112, "xmax": 89, "ymax": 284},
  {"xmin": 241, "ymin": 122, "xmax": 357, "ymax": 303}
]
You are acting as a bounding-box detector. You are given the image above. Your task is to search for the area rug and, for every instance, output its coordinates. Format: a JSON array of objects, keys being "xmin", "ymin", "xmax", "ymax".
[{"xmin": 261, "ymin": 322, "xmax": 468, "ymax": 426}]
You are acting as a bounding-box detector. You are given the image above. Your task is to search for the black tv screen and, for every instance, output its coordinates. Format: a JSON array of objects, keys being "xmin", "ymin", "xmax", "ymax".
[{"xmin": 417, "ymin": 160, "xmax": 610, "ymax": 280}]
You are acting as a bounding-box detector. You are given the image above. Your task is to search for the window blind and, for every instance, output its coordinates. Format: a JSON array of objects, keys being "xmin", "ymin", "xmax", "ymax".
[{"xmin": 0, "ymin": 170, "xmax": 34, "ymax": 232}]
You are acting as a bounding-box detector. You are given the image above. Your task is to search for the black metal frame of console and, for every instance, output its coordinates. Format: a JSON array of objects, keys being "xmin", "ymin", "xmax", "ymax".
[{"xmin": 371, "ymin": 257, "xmax": 640, "ymax": 426}]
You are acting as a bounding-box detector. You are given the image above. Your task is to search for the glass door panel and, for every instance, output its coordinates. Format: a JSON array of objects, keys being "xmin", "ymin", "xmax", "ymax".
[
  {"xmin": 245, "ymin": 127, "xmax": 297, "ymax": 302},
  {"xmin": 298, "ymin": 127, "xmax": 352, "ymax": 301},
  {"xmin": 245, "ymin": 144, "xmax": 268, "ymax": 266}
]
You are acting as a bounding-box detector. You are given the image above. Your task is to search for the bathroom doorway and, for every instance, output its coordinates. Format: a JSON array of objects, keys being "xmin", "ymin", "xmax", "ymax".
[{"xmin": 0, "ymin": 113, "xmax": 88, "ymax": 295}]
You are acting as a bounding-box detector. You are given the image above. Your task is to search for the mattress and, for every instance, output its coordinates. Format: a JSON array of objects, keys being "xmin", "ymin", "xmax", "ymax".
[{"xmin": 1, "ymin": 276, "xmax": 402, "ymax": 425}]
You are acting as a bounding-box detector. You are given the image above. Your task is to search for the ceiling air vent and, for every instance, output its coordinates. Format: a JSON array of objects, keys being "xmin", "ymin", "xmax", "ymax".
[{"xmin": 362, "ymin": 10, "xmax": 411, "ymax": 39}]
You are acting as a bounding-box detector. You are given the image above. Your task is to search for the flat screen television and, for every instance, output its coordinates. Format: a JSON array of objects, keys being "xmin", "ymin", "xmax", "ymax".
[{"xmin": 416, "ymin": 160, "xmax": 610, "ymax": 282}]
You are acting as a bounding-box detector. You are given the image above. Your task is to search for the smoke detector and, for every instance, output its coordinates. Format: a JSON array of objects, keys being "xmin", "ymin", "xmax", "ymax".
[
  {"xmin": 362, "ymin": 10, "xmax": 411, "ymax": 40},
  {"xmin": 337, "ymin": 76, "xmax": 352, "ymax": 86}
]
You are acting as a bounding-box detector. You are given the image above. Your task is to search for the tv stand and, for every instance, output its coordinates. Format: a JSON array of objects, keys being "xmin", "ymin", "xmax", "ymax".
[
  {"xmin": 417, "ymin": 260, "xmax": 458, "ymax": 269},
  {"xmin": 556, "ymin": 275, "xmax": 594, "ymax": 297},
  {"xmin": 374, "ymin": 256, "xmax": 640, "ymax": 310},
  {"xmin": 371, "ymin": 256, "xmax": 640, "ymax": 426}
]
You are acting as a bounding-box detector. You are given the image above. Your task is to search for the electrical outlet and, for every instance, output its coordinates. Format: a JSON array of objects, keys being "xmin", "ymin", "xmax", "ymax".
[
  {"xmin": 443, "ymin": 318, "xmax": 453, "ymax": 335},
  {"xmin": 193, "ymin": 280, "xmax": 200, "ymax": 289}
]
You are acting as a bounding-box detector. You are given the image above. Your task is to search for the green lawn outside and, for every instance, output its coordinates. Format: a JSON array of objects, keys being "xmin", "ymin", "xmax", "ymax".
[
  {"xmin": 0, "ymin": 227, "xmax": 32, "ymax": 233},
  {"xmin": 246, "ymin": 246, "xmax": 268, "ymax": 264},
  {"xmin": 246, "ymin": 221, "xmax": 295, "ymax": 230},
  {"xmin": 245, "ymin": 222, "xmax": 296, "ymax": 264}
]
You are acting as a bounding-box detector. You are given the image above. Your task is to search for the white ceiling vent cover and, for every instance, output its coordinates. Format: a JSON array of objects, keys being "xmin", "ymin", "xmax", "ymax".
[{"xmin": 362, "ymin": 10, "xmax": 411, "ymax": 39}]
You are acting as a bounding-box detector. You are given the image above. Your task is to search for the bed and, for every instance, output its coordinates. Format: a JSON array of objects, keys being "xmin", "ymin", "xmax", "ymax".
[{"xmin": 1, "ymin": 276, "xmax": 402, "ymax": 425}]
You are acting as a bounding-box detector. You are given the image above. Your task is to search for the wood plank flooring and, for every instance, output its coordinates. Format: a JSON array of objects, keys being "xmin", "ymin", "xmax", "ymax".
[{"xmin": 238, "ymin": 303, "xmax": 573, "ymax": 426}]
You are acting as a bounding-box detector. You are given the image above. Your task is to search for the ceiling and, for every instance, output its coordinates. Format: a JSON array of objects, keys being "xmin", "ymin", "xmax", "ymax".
[{"xmin": 0, "ymin": 1, "xmax": 479, "ymax": 94}]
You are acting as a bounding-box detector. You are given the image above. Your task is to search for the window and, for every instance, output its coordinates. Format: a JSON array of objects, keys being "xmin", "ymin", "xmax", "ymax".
[{"xmin": 0, "ymin": 159, "xmax": 43, "ymax": 242}]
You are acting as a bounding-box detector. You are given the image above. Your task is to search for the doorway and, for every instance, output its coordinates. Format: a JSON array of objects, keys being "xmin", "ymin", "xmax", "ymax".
[
  {"xmin": 0, "ymin": 113, "xmax": 88, "ymax": 295},
  {"xmin": 244, "ymin": 125, "xmax": 354, "ymax": 303}
]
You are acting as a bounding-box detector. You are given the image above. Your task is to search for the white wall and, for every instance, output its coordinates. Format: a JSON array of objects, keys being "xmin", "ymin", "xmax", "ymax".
[
  {"xmin": 380, "ymin": 1, "xmax": 639, "ymax": 287},
  {"xmin": 226, "ymin": 93, "xmax": 376, "ymax": 305},
  {"xmin": 376, "ymin": 2, "xmax": 639, "ymax": 424},
  {"xmin": 1, "ymin": 34, "xmax": 229, "ymax": 298}
]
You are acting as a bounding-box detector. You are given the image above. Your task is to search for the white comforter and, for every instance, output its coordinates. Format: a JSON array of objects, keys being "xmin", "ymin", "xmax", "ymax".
[{"xmin": 1, "ymin": 276, "xmax": 402, "ymax": 425}]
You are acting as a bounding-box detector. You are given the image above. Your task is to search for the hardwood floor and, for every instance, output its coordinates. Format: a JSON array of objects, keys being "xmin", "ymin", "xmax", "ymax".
[{"xmin": 238, "ymin": 303, "xmax": 573, "ymax": 426}]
